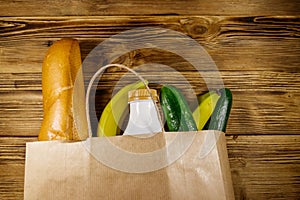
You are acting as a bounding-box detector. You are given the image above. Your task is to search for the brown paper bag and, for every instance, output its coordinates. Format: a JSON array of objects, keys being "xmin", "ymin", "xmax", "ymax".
[
  {"xmin": 24, "ymin": 130, "xmax": 234, "ymax": 200},
  {"xmin": 24, "ymin": 64, "xmax": 234, "ymax": 199}
]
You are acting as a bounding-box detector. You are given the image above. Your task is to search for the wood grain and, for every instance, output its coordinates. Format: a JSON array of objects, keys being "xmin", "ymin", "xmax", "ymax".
[
  {"xmin": 0, "ymin": 16, "xmax": 299, "ymax": 136},
  {"xmin": 0, "ymin": 0, "xmax": 300, "ymax": 16},
  {"xmin": 227, "ymin": 135, "xmax": 300, "ymax": 199},
  {"xmin": 0, "ymin": 13, "xmax": 299, "ymax": 200}
]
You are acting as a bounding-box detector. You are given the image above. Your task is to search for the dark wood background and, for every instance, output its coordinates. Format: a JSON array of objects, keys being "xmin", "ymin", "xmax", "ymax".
[{"xmin": 1, "ymin": 0, "xmax": 300, "ymax": 199}]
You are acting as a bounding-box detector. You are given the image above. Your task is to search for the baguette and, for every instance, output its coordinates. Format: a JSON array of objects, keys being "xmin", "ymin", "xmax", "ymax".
[{"xmin": 38, "ymin": 38, "xmax": 88, "ymax": 141}]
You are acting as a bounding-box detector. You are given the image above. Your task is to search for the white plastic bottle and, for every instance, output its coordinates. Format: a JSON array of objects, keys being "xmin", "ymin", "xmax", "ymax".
[{"xmin": 123, "ymin": 89, "xmax": 162, "ymax": 135}]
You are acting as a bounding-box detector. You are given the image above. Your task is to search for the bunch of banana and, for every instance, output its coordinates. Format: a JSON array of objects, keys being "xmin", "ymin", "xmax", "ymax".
[
  {"xmin": 192, "ymin": 91, "xmax": 220, "ymax": 130},
  {"xmin": 97, "ymin": 80, "xmax": 148, "ymax": 137}
]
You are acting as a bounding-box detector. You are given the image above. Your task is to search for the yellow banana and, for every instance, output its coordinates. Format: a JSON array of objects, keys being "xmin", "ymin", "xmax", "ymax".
[
  {"xmin": 97, "ymin": 80, "xmax": 148, "ymax": 137},
  {"xmin": 198, "ymin": 90, "xmax": 214, "ymax": 103},
  {"xmin": 192, "ymin": 91, "xmax": 220, "ymax": 130}
]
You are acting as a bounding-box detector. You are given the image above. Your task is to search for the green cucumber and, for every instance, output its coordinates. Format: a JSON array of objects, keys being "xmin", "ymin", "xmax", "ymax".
[
  {"xmin": 160, "ymin": 85, "xmax": 198, "ymax": 132},
  {"xmin": 207, "ymin": 88, "xmax": 232, "ymax": 132}
]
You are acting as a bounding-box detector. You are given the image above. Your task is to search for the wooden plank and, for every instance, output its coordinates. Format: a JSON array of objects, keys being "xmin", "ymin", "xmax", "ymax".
[
  {"xmin": 0, "ymin": 91, "xmax": 42, "ymax": 136},
  {"xmin": 0, "ymin": 16, "xmax": 299, "ymax": 136},
  {"xmin": 0, "ymin": 137, "xmax": 35, "ymax": 200},
  {"xmin": 227, "ymin": 135, "xmax": 300, "ymax": 199},
  {"xmin": 1, "ymin": 16, "xmax": 299, "ymax": 73},
  {"xmin": 0, "ymin": 0, "xmax": 299, "ymax": 16},
  {"xmin": 0, "ymin": 135, "xmax": 299, "ymax": 199}
]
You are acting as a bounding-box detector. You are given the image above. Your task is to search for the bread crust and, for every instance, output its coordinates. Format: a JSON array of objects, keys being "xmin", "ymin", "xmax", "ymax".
[{"xmin": 38, "ymin": 38, "xmax": 87, "ymax": 141}]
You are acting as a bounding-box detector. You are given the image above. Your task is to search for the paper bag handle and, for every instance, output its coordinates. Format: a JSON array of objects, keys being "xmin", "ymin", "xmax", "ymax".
[{"xmin": 85, "ymin": 64, "xmax": 165, "ymax": 138}]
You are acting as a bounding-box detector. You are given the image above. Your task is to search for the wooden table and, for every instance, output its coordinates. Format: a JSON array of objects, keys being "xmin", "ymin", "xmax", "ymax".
[{"xmin": 1, "ymin": 1, "xmax": 299, "ymax": 199}]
